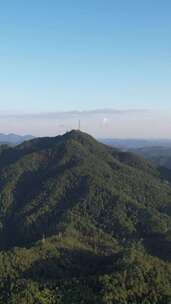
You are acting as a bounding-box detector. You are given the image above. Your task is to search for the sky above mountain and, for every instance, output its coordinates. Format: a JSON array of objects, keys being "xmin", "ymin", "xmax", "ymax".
[{"xmin": 0, "ymin": 1, "xmax": 170, "ymax": 137}]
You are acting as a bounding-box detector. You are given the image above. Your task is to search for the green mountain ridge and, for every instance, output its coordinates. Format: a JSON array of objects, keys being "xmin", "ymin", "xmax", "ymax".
[{"xmin": 0, "ymin": 130, "xmax": 171, "ymax": 303}]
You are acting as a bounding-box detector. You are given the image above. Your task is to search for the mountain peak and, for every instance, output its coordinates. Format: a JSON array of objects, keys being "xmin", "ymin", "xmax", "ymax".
[{"xmin": 63, "ymin": 129, "xmax": 94, "ymax": 141}]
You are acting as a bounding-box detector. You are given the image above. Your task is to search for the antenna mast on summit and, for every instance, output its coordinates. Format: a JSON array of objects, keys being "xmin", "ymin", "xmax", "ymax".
[{"xmin": 78, "ymin": 120, "xmax": 81, "ymax": 130}]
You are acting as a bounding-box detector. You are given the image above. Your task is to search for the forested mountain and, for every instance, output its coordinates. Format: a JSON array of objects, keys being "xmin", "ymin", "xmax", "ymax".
[{"xmin": 0, "ymin": 130, "xmax": 171, "ymax": 303}]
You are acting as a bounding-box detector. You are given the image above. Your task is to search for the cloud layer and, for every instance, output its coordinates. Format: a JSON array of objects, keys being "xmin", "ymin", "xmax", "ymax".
[{"xmin": 0, "ymin": 108, "xmax": 170, "ymax": 138}]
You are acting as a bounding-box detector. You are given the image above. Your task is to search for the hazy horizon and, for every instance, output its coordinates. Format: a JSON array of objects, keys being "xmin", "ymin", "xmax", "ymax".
[{"xmin": 0, "ymin": 108, "xmax": 171, "ymax": 139}]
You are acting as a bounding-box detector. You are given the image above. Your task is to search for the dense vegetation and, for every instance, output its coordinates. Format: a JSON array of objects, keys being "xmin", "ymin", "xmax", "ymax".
[{"xmin": 0, "ymin": 130, "xmax": 171, "ymax": 303}]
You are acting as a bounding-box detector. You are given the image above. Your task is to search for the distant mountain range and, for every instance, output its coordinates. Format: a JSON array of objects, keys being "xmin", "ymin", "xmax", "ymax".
[
  {"xmin": 131, "ymin": 146, "xmax": 171, "ymax": 170},
  {"xmin": 100, "ymin": 138, "xmax": 171, "ymax": 149},
  {"xmin": 100, "ymin": 138, "xmax": 171, "ymax": 172},
  {"xmin": 0, "ymin": 133, "xmax": 34, "ymax": 145},
  {"xmin": 0, "ymin": 130, "xmax": 171, "ymax": 302}
]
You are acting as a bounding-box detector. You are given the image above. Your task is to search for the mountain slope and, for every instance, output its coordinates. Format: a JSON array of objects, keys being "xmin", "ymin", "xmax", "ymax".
[{"xmin": 0, "ymin": 130, "xmax": 171, "ymax": 303}]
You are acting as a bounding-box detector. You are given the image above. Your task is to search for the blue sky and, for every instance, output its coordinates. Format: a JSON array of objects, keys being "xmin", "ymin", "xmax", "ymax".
[{"xmin": 0, "ymin": 1, "xmax": 171, "ymax": 136}]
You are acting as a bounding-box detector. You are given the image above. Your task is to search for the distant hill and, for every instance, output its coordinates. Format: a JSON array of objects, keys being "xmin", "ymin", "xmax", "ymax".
[
  {"xmin": 0, "ymin": 130, "xmax": 171, "ymax": 303},
  {"xmin": 102, "ymin": 138, "xmax": 171, "ymax": 185},
  {"xmin": 131, "ymin": 146, "xmax": 171, "ymax": 169},
  {"xmin": 130, "ymin": 146, "xmax": 171, "ymax": 185},
  {"xmin": 101, "ymin": 138, "xmax": 171, "ymax": 150},
  {"xmin": 0, "ymin": 133, "xmax": 34, "ymax": 145}
]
